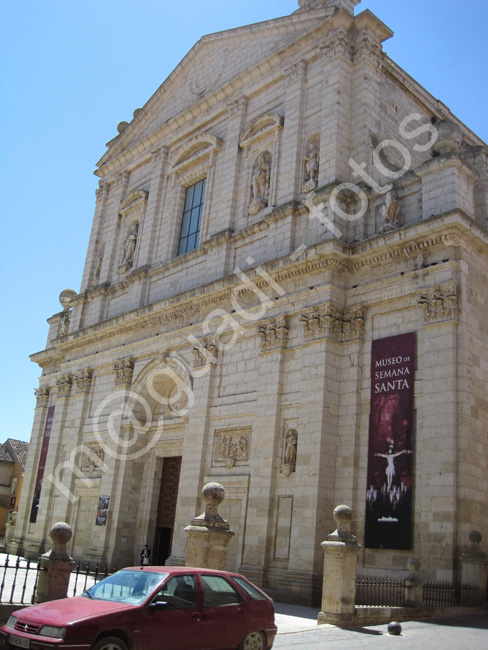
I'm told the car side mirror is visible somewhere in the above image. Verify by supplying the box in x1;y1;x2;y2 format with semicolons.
149;601;168;611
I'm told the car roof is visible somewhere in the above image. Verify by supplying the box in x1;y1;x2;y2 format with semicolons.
121;566;244;578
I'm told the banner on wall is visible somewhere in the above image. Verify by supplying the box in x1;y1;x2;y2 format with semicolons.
30;405;56;523
365;333;415;550
96;496;110;526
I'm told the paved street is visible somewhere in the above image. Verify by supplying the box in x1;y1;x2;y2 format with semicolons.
274;609;488;649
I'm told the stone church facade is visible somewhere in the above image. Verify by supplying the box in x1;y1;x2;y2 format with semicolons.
11;0;487;605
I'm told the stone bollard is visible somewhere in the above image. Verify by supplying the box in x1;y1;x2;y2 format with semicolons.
404;556;424;607
460;531;488;606
35;522;76;603
4;512;17;546
184;483;235;570
318;505;361;626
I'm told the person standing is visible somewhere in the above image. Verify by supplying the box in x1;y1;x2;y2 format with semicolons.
140;544;151;566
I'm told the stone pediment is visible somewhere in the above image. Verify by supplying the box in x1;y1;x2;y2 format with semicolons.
96;10;336;171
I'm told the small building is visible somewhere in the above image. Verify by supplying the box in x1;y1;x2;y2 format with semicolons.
0;440;29;536
11;0;488;605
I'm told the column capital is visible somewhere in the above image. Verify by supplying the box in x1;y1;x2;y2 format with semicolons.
258;315;289;353
226;96;248;117
418;281;459;324
73;368;93;394
283;59;307;84
34;387;50;409
114;358;135;386
56;375;73;399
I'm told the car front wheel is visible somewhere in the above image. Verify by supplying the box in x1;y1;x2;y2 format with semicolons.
92;636;129;650
239;630;266;650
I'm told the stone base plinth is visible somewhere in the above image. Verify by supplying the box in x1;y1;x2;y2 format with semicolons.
34;557;76;603
185;525;235;571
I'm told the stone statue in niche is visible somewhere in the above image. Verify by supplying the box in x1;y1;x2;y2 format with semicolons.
248;153;271;216
281;429;298;477
119;222;139;274
379;189;400;233
302;142;319;193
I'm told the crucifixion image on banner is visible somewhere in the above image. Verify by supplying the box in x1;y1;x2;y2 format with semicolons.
365;332;415;550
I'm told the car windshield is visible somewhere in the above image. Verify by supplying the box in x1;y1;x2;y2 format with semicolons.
83;569;167;605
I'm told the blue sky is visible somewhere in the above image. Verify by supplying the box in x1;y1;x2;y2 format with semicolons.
0;0;486;443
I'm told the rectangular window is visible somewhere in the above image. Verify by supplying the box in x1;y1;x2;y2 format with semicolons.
178;178;206;256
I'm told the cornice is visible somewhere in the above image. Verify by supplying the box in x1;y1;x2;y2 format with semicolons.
31;212;484;368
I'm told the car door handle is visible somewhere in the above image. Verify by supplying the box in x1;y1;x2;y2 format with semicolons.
236;607;245;614
191;612;201;620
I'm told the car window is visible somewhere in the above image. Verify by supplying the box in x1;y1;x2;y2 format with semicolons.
201;575;242;607
232;576;267;601
153;575;197;609
85;570;166;604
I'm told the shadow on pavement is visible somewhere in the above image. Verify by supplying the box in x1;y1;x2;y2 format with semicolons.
347;627;383;635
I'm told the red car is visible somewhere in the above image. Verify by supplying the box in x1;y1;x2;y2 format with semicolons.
0;566;277;650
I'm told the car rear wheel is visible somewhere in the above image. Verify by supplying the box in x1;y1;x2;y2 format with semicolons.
92;636;128;650
239;630;266;650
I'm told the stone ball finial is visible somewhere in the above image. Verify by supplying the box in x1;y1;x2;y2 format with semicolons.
48;522;73;561
433;120;463;154
202;482;225;519
117;121;129;134
59;289;77;311
333;504;352;534
50;522;73;545
469;530;482;546
133;108;142;119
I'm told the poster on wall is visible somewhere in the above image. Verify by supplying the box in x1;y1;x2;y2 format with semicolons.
96;496;110;526
30;405;55;523
365;332;415;550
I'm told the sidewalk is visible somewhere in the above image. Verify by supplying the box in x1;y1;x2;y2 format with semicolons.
273;605;488;649
274;602;322;634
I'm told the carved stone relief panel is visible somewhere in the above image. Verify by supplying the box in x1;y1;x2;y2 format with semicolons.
213;427;252;469
80;444;106;475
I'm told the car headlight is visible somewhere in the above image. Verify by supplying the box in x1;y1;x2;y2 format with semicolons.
6;616;17;629
39;626;66;639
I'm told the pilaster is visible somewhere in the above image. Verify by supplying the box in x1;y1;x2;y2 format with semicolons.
11;388;53;554
416;280;460;578
279;60;307;205
80;181;110;293
222;97;248;233
138;147;170;269
318;26;355;186
101;171;130;285
35;379;74;548
167;342;219;565
240;317;289;582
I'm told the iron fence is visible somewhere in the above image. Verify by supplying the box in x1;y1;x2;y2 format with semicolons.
423;581;476;608
356;576;405;607
0;554;115;605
